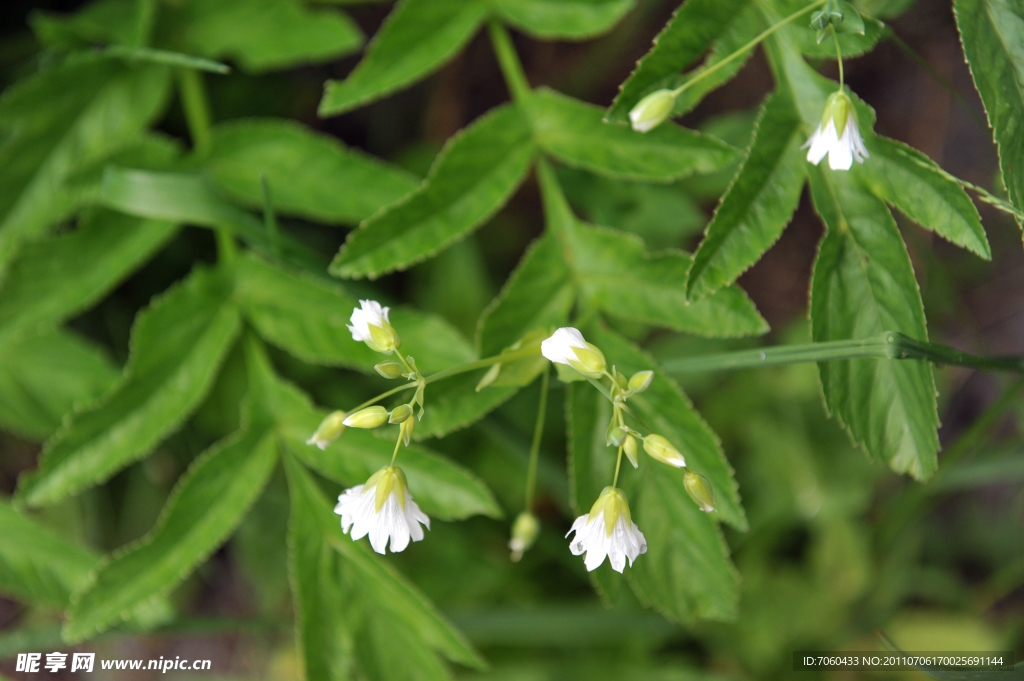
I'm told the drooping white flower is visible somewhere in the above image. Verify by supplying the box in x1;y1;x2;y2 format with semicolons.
566;487;647;573
347;299;400;354
541;327;607;378
804;90;869;171
335;466;429;554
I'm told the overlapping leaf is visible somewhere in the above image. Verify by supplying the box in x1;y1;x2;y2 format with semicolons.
491;0;634;40
15;267;241;507
330;104;536;279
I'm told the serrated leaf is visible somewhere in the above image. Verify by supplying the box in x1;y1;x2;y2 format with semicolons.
807;168;940;480
0;329;119;441
283;454;486;670
63;427;277;642
319;0;488;116
777;0;883;58
159;0;363;73
628;469;739;622
491;0;634;40
243;338;502;521
330;104;536;279
589;327;746;531
205;118;419;225
687;90;807;301
0;498;98;609
476;232;574;358
0;210;178;346
0;56;171;270
606;0;751;123
417;374;519;440
234;253;475;375
15;267;242;508
31;0;144;48
855;135;990;259
527;88;736;182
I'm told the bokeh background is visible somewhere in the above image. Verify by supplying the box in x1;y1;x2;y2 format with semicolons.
0;0;1022;678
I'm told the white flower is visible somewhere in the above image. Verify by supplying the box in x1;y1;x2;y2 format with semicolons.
804;90;869;171
335;466;429;554
347;299;400;353
541;327;606;378
566;487;647;573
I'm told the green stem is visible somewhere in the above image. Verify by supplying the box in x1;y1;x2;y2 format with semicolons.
524;366;550;510
423;347;540;384
390;435;402;467
661;332;1024;375
394;348;417;377
584;376;653;434
488;22;531;102
831;25;844;88
611;446;624;488
669;0;828;98
176;68;212;155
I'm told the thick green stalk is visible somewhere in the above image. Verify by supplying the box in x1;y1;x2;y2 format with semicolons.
488;22;531;103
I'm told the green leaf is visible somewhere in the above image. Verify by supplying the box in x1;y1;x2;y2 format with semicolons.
15;267;242;507
590;327;747;531
476;232;574;358
491;0;634;40
807;168;940;480
330;104;536;279
0;498;98;609
606;0;751;123
855;135;991;259
205;118;419;225
526;88;736;182
687;90;807;301
628;468;739;622
64;426;278;642
0;56;171;270
417;375;519;440
31;0;146;48
283;453;486;670
160;0;363;73
243;338;502;521
319;0;489;116
234;253;475;375
777;0;883;59
0;210;179;346
0;329;119;441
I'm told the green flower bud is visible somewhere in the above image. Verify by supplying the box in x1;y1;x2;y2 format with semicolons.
823;90;853;137
306;410;347;450
568;343;607;379
343;405;388;429
607;424;627;447
475;363;501;392
589;487;632;537
509;511;540;562
365;466;408;512
389;404;413;424
623;435;638;468
628;370;654;393
629;89;676;133
399;415;416;446
684;470;716;513
375;361;403;379
643;434;686;468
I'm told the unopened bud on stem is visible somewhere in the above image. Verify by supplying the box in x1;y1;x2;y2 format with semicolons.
684;470;716;513
509;511;540;562
629;89;676;133
375;361;403;379
306;410;347;450
343;406;389;429
628;370;654;393
643;434;686;468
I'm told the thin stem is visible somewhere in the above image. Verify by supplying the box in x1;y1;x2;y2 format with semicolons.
524;366;550;510
394;348;417;377
669;0;828;98
348;384;417;415
423;347;540;384
488;22;530;103
611;446;624;488
661;332;1024;375
176;68;212;155
584;377;653;434
831;25;844;88
390;435;402;467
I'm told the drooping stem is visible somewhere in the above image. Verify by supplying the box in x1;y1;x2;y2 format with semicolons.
488;21;531;103
390;435;402;467
831;25;844;88
669;0;828;99
524;366;550;510
611;446;624;488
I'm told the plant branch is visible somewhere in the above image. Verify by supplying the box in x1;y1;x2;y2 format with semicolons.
524;366;549;510
488;22;531;103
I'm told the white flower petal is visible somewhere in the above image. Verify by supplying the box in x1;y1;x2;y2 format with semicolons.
348;299;389;343
334;479;429;554
567;512;646;573
541;327;589;365
806;121;836;166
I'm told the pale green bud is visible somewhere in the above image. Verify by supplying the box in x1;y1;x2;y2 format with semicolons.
399;415;416;447
643;434;686;468
822;90;853;137
684;470;716;513
365;466;408;512
343;406;388;429
589;487;632;537
568;343;606;379
306;410;347;450
629;89;676;133
628;370;654;393
366;321;400;354
389;404;413;424
607;424;627;448
375;361;403;379
509;511;540;562
623;435;638;468
475;363;501;392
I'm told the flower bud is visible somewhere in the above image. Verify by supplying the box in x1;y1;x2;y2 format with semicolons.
509;511;540;562
568;344;606;379
475;364;501;392
375;361;403;379
348;300;401;354
684;470;716;513
306;410;347;450
389;404;413;424
629;89;676;133
628;370;654;393
642;434;686;468
399;415;416;446
343;406;388;429
607;424;627;447
623;435;638;468
613;368;628;389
